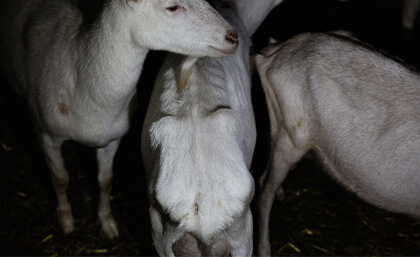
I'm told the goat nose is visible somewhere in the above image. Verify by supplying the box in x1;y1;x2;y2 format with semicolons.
225;29;239;45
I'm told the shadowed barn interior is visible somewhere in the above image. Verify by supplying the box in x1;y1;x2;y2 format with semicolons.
0;0;419;255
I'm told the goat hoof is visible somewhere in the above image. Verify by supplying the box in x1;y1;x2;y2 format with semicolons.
100;217;119;240
58;212;75;235
57;210;74;235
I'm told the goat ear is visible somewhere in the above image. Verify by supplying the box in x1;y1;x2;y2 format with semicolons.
177;56;198;95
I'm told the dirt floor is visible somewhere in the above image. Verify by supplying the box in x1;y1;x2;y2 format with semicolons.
1;0;420;256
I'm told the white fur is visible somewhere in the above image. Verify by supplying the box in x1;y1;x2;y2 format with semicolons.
255;32;420;256
141;0;283;255
0;0;238;239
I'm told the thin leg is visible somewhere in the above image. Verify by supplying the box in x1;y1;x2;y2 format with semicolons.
257;132;306;256
150;205;183;257
228;208;253;256
150;206;166;256
96;139;120;239
39;133;74;234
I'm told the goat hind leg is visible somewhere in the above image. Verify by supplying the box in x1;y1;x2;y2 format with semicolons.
257;132;306;256
96;139;120;239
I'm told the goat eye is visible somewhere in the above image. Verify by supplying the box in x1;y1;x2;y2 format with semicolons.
167;5;180;11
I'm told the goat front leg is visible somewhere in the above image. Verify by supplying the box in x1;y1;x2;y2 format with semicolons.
227;208;253;256
150;205;184;257
96;139;120;239
39;133;74;235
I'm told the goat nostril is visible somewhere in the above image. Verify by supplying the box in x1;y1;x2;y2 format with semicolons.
225;30;239;45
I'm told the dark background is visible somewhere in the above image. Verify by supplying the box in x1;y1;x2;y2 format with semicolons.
0;0;419;255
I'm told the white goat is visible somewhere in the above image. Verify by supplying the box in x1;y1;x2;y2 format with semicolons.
255;31;420;256
141;0;283;255
0;0;239;239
